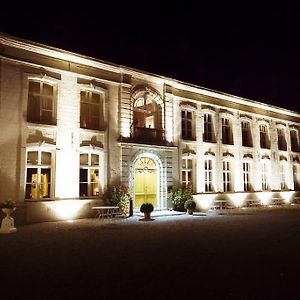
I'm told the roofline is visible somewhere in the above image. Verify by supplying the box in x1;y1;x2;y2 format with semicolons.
0;32;299;118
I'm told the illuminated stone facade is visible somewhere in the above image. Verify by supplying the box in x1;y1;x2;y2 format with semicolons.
0;33;300;223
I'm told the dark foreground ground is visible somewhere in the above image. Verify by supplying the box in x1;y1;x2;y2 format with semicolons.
1;206;300;299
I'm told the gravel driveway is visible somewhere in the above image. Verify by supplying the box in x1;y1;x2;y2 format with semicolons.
1;206;300;299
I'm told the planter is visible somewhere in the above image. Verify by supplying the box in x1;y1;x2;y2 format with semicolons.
144;212;151;220
187;208;194;215
0;208;17;234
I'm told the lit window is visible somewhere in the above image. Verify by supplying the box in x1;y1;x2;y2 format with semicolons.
80;91;104;130
290;129;299;152
222;161;232;192
261;162;269;191
133;96;158;129
222;118;233;145
241;121;252;147
204;159;213;192
25;149;52;199
203;113;214;142
181;110;193;140
80;153;100;197
243;162;251;192
27;81;56;124
259;125;269;149
182;158;193;189
277;128;287;151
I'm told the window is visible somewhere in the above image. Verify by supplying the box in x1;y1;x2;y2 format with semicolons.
222;118;233;145
293;164;300;190
222;161;232;192
182;158;193;189
261;162;269;191
280;163;287;190
290;129;299;152
80;153;101;196
80;90;104;130
133;96;158;129
243;162;251;192
241;121;252;147
25;149;52;199
204;159;213;192
203;113;214;142
259;124;269;149
27;81;56;124
277;128;287;151
181;110;193;140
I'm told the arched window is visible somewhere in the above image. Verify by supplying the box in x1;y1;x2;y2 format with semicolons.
133;95;158;129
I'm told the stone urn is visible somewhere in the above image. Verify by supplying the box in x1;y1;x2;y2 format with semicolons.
0;208;17;234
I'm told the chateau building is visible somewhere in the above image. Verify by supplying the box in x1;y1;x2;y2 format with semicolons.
0;33;299;223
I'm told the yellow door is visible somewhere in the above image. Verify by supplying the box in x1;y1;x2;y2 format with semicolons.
134;157;157;209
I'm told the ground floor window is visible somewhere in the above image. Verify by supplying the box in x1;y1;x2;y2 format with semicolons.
223;160;232;192
182;158;193;190
293;164;300;190
79;152;100;197
204;158;214;192
243;162;251;191
25;149;52;199
280;163;287;190
261;162;270;191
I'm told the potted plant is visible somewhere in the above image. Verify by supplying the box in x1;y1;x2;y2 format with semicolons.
140;203;154;220
184;199;196;215
0;199;17;234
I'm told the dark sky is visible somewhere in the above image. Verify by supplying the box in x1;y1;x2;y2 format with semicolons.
1;3;300;112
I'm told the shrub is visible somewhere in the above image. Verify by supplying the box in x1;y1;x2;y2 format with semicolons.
184;199;196;210
105;185;131;206
140;203;154;213
169;188;193;212
0;199;16;209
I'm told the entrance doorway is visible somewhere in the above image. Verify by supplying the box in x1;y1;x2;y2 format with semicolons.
134;157;157;209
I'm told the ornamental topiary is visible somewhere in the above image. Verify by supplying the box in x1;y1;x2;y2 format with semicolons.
140;203;154;213
184;199;196;210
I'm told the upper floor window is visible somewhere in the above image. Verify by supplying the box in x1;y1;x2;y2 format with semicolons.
79;152;101;197
182;158;193;190
80;90;104;130
27;81;56;125
204;158;214;192
25;148;53;199
222;161;232;192
133;96;159;129
222;118;233;145
259;124;270;149
290;129;299;152
203;113;214;142
181;110;193;140
241;121;252;147
277;128;287;151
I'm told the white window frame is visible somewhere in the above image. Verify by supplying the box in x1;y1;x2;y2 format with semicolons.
204;158;214;192
79;147;104;197
243;161;252;192
222;160;232;192
25;143;55;200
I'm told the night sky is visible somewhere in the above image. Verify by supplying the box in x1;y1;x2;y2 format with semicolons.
1;3;300;112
